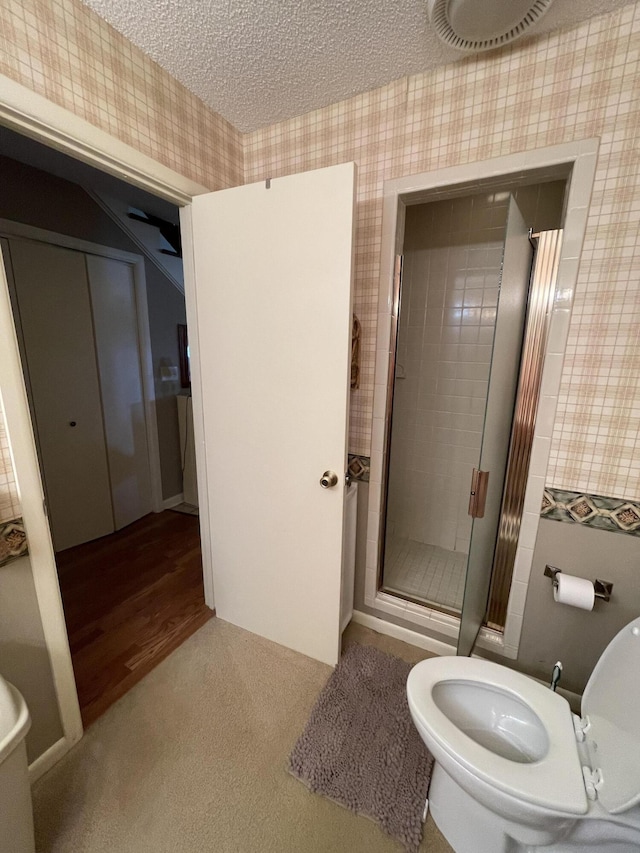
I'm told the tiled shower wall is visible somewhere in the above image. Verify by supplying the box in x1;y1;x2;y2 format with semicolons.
387;193;508;554
1;0;640;501
387;181;567;554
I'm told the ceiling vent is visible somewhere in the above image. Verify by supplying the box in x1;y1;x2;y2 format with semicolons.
427;0;555;53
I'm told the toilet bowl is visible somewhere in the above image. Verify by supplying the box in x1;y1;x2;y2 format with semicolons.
406;616;640;853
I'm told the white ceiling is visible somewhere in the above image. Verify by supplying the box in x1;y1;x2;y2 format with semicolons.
80;0;631;133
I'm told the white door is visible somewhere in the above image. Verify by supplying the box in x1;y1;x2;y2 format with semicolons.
87;255;153;529
187;162;355;665
6;238;115;551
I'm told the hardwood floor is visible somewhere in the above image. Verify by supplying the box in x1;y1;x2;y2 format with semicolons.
56;511;212;727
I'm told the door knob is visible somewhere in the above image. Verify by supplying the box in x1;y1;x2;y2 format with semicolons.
319;470;338;489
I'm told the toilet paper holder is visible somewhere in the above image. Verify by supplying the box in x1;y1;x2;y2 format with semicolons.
544;565;613;602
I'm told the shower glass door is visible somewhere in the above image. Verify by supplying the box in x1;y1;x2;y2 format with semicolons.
456;198;533;654
380;192;533;645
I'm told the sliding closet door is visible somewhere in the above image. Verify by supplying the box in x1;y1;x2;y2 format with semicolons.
87;256;152;529
7;239;114;551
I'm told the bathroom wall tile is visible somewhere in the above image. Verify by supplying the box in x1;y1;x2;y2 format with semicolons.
535;396;558;439
529;437;552;479
369;451;383;485
365;538;378;570
503;614;524;650
565;169;595;215
376;312;392;351
547;310;571;355
367;511;380;544
367;481;382;517
374;348;391;389
541;354;565;400
373;385;388;419
377;192;506;554
454;536;469;554
364;566;378;602
371;417;386;454
523;476;546;515
560;206;589;259
519;512;541;551
513;546;535;584
507;581;528;617
541;487;640;537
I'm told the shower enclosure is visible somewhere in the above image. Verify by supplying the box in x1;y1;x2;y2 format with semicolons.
379;183;564;652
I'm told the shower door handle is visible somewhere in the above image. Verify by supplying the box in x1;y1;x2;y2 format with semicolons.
468;468;489;518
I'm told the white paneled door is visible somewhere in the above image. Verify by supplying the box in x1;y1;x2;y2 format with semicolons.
188;163;355;666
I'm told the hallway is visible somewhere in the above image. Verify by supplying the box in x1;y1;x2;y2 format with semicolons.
56;510;211;726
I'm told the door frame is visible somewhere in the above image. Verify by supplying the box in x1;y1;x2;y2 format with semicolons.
0;73;213;780
365;139;599;660
1;220;164;519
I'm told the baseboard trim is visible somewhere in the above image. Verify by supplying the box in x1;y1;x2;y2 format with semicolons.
162;493;184;510
351;610;583;711
351;610;457;656
28;735;72;783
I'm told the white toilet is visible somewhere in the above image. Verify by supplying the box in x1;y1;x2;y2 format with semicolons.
407;616;640;852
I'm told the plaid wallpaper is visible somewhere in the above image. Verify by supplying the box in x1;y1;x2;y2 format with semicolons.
0;0;243;190
1;0;639;502
245;4;640;501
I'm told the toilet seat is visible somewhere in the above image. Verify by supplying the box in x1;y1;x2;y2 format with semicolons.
579;618;640;814
407;657;589;816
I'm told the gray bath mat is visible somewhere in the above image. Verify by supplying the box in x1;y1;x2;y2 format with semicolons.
289;643;434;852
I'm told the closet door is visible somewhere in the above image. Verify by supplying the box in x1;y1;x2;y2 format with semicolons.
8;239;114;551
87;256;152;529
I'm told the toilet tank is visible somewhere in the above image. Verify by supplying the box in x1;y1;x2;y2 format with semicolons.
340;482;358;632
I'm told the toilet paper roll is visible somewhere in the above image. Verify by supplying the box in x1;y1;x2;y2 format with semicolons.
553;573;595;611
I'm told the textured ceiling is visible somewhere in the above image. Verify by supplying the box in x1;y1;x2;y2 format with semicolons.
80;0;632;132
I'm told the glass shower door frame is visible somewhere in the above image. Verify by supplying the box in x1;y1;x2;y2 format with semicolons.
376;203;564;651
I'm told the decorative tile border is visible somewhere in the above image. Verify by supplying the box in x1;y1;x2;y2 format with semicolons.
542;488;640;537
0;518;28;567
347;454;370;483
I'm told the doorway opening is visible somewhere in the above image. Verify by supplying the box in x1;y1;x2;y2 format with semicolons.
378;177;567;651
0;126;211;726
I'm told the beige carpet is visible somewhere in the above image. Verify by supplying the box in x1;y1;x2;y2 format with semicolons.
33;619;453;853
